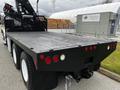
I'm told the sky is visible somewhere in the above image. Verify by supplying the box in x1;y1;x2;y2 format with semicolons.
0;0;120;16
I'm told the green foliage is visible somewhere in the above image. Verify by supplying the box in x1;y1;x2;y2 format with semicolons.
101;43;120;75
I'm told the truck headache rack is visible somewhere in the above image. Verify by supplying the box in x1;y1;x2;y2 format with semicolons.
3;0;47;32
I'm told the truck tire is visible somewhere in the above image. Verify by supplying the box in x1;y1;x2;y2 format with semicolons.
12;44;21;69
20;52;36;90
20;52;58;90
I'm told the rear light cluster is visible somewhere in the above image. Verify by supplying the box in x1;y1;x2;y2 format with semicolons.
84;45;97;52
107;43;116;50
40;54;66;64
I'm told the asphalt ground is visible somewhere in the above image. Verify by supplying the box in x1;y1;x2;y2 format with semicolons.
0;29;120;90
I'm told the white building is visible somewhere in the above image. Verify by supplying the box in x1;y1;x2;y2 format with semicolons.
50;3;120;23
50;3;120;36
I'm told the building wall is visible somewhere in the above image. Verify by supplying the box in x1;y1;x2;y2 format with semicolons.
76;12;117;37
48;19;75;29
47;18;76;34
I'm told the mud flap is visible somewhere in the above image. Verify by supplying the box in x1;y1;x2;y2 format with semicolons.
33;72;58;90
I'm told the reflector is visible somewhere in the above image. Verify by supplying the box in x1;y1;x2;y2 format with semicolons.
45;57;51;64
40;54;45;61
93;46;96;50
90;46;93;51
53;55;59;63
85;47;88;52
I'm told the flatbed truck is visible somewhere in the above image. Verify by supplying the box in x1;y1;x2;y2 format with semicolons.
1;0;117;90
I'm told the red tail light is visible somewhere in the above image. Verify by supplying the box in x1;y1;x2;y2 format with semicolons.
93;46;96;50
40;54;45;61
113;44;116;48
84;45;96;52
53;55;59;63
85;47;89;52
111;44;116;49
45;57;52;64
108;43;116;50
40;53;65;64
90;46;93;51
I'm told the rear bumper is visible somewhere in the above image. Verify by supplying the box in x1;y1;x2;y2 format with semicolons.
36;41;117;72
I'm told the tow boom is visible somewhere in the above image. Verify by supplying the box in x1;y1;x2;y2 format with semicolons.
3;0;47;32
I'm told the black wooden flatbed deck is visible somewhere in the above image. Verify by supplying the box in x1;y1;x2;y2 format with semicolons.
7;31;115;53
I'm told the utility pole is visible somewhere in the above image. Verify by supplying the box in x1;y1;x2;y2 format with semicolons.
51;0;56;13
36;0;39;14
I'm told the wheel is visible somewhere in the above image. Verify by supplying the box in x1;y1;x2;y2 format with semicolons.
20;52;58;90
12;44;21;69
20;52;36;90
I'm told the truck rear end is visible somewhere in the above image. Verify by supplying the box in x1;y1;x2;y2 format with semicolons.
37;41;117;72
30;34;116;77
6;31;117;90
